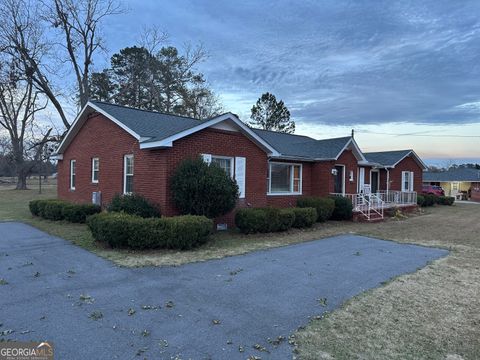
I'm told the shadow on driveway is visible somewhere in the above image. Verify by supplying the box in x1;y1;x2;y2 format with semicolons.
0;222;448;359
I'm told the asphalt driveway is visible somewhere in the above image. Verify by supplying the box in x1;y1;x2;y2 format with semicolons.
0;222;447;359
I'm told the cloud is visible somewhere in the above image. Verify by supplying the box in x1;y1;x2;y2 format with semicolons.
106;0;480;129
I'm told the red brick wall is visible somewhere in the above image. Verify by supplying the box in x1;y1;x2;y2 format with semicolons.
58;113;139;204
388;156;423;192
376;156;423;192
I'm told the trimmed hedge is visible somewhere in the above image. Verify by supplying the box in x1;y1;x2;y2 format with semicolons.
292;207;317;228
422;194;437;207
63;203;102;223
297;197;335;222
29;199;101;222
235;207;307;234
417;195;425;207
437;196;455;206
330;196;353;220
86;213;213;250
107;193;161;218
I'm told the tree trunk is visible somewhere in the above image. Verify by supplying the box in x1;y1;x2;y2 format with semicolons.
15;170;28;190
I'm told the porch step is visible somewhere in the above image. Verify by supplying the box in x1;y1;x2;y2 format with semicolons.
354;212;384;222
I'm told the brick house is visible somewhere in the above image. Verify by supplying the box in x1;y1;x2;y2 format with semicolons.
54;101;426;224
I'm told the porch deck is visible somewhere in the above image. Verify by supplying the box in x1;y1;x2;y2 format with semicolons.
331;191;418;221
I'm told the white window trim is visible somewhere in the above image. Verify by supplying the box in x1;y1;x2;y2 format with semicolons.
70;159;76;190
401;171;414;192
211;155;235;178
91;157;99;184
123;154;134;195
267;162;302;196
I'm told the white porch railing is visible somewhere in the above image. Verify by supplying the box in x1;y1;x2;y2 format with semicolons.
330;191;417;220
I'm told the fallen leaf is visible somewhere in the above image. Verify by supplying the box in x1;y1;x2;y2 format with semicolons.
317;297;328;307
141;329;150;337
165;301;175;308
212;319;221;325
89;311;103;320
128;308;136;316
0;279;8;285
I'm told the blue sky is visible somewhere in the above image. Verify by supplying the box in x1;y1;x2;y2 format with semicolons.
96;0;480;165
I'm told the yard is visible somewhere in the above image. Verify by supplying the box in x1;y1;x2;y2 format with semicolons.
0;182;479;359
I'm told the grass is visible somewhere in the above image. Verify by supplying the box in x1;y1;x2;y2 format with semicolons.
2;183;479;358
294;204;480;360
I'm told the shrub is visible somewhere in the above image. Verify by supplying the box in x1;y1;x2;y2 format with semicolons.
87;212;137;248
297;197;335;222
422;194;437;207
278;209;295;231
107;193;160;218
29;200;42;216
170;157;239;218
417;195;425;207
235;207;295;234
87;212;213;250
62;203;101;223
292;207;317;228
158;215;213;250
234;208;267;234
437;196;455;206
29;199;59;217
330;196;353;220
42;200;68;221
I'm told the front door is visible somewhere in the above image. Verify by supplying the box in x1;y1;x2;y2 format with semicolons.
334;165;344;194
371;171;379;193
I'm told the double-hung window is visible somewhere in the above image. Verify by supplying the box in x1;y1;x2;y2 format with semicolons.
91;158;99;183
268;162;302;194
211;156;234;178
123;155;134;194
70;160;76;190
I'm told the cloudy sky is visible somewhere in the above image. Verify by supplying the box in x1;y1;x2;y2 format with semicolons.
98;0;480;165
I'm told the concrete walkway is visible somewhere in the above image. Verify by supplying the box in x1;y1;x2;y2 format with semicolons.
0;222;448;359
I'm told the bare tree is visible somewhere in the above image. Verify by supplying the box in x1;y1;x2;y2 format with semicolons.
0;57;50;189
0;0;121;130
45;0;123;108
0;0;71;129
139;25;168;54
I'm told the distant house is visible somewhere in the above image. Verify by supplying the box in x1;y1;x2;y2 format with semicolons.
423;168;480;201
53;101;426;223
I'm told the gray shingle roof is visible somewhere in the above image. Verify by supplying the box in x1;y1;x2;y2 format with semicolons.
252;129;352;159
91;101;353;160
423;168;480;182
91;100;203;142
364;150;413;167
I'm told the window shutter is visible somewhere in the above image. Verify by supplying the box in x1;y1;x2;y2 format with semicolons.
201;153;212;164
235;157;246;198
410;171;414;191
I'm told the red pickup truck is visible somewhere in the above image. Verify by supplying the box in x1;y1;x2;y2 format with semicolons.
422;185;445;196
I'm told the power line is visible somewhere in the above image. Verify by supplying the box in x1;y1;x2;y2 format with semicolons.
356;130;480;138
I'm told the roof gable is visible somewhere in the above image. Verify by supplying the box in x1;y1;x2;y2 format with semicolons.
365;150;426;169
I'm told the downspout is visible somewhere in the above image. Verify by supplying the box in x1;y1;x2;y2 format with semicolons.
386;168;390;196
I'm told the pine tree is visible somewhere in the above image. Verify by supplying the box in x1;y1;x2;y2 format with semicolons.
249;92;295;133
